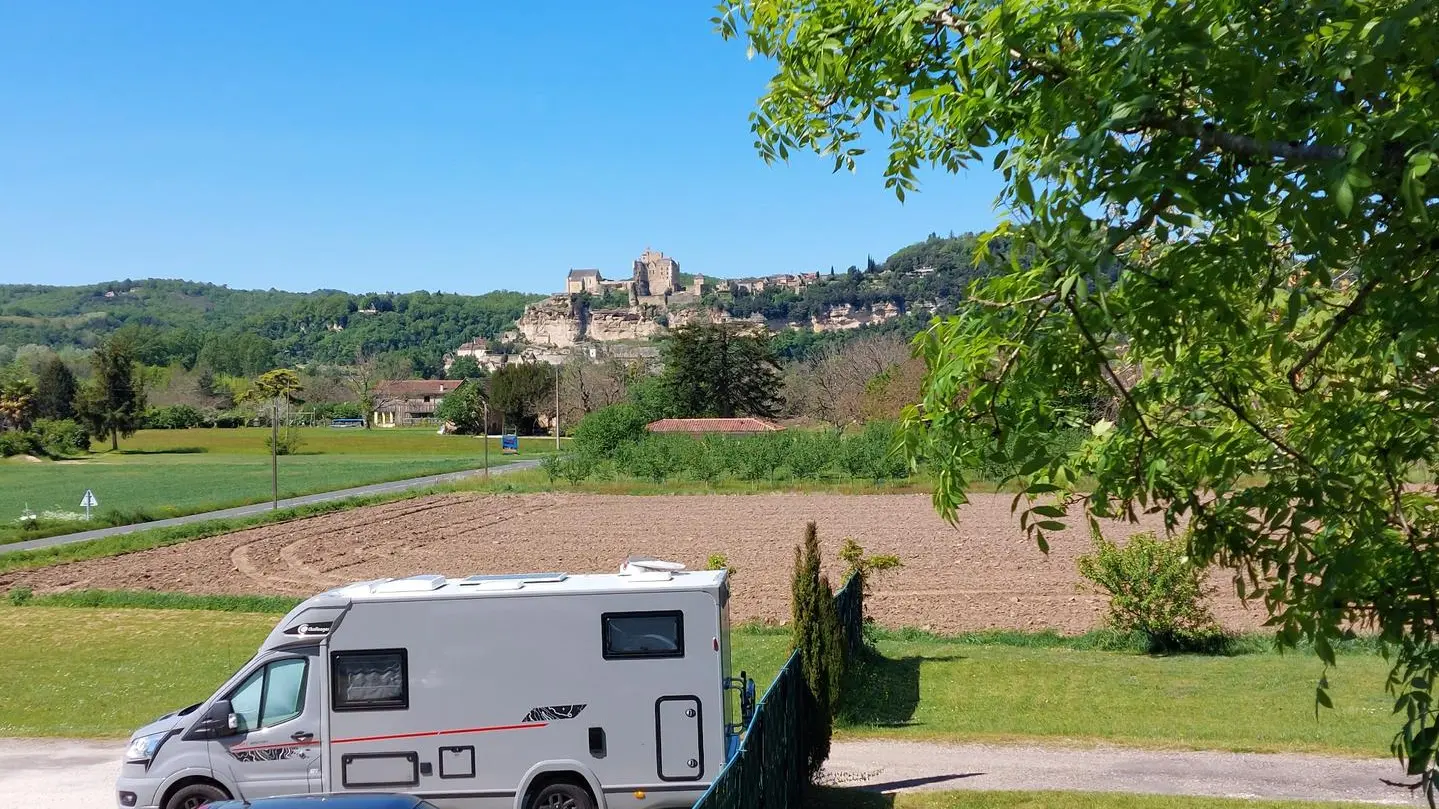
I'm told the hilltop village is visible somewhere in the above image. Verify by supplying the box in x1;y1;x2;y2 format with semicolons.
445;247;925;372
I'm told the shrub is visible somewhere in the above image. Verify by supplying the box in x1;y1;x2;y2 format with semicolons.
838;537;902;593
625;435;683;483
573;403;648;459
705;553;736;577
142;404;206;430
560;453;594;485
791;521;846;781
8;586;33;606
0;430;41;457
540;454;563;484
265;430;304;456
787;430;835;480
1078;531;1226;653
31;418;90;456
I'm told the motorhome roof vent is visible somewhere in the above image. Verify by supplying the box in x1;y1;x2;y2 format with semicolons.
619;556;685;581
371;574;448;594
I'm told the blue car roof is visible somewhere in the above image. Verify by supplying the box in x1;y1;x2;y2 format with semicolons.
206;796;425;809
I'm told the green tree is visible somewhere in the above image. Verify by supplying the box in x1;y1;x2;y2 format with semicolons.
0;376;36;432
660;323;781;418
446;355;485;380
34;357;78;421
435;382;488;435
722;0;1439;789
75;337;146;451
791;521;845;781
489;363;554;433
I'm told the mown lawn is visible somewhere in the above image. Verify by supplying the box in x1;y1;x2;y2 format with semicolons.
0;428;554;543
0;606;1396;758
807;789;1367;809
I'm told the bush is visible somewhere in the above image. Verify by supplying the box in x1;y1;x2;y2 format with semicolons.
787;430;835;480
264;430;304;456
312;401;363;421
8;586;33;606
573;403;648;459
540;454;563;484
0;430;41;457
838;537;902;593
625;435;684;483
840;421;909;481
1078;531;1226;653
560;453;594;485
142;404;205;429
705;552;736;577
31;418;90;456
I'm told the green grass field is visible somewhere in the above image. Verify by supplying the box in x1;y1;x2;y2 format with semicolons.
808;789;1365;809
0;428;555;544
0;606;1396;757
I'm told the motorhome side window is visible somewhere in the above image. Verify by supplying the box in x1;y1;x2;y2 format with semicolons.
602;611;684;659
331;649;408;711
228;658;308;733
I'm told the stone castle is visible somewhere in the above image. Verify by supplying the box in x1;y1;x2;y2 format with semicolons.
443;247;919;372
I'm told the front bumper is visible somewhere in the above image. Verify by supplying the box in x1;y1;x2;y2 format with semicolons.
115;768;163;809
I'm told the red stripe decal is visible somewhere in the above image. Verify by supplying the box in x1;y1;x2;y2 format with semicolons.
333;722;547;745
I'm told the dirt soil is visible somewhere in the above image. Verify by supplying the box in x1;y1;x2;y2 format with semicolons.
0;492;1267;634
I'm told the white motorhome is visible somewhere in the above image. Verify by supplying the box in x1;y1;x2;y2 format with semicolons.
116;559;755;809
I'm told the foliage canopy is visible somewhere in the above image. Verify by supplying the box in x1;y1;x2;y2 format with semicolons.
721;0;1439;792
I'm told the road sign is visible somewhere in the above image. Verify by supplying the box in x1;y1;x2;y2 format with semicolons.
501;434;519;454
80;489;97;520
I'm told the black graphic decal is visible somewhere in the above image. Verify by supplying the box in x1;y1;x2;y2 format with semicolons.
230;744;311;763
523;704;587;722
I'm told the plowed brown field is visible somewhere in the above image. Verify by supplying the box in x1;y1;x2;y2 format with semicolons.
0;492;1266;634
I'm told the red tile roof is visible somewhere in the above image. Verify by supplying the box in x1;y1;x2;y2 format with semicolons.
372;379;465;398
645;418;782;434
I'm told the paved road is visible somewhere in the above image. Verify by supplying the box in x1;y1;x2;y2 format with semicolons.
0;459;541;556
0;738;1422;808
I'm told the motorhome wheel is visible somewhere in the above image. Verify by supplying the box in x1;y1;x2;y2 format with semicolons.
164;782;227;809
530;782;595;809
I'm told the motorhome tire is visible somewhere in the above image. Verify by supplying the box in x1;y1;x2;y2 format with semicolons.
529;781;595;809
164;782;228;809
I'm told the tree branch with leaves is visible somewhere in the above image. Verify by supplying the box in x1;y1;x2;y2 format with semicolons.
721;0;1439;797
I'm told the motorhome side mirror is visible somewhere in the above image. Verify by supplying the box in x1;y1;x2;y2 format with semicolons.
193;700;238;739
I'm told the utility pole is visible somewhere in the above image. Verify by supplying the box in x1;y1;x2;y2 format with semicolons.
271;398;280;510
482;398;490;480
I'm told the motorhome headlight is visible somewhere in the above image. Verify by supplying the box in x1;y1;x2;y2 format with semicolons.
125;732;166;764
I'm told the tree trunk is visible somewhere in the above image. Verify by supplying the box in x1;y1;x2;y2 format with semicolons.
111;428;118;451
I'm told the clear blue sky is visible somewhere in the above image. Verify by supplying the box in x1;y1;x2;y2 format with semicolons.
0;2;1003;296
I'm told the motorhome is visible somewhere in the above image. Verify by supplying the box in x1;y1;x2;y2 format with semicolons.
116;559;755;809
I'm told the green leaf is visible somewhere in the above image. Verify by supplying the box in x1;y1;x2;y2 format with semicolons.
1334;178;1354;217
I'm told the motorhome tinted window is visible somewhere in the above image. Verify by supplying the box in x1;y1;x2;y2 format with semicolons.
602;611;684;659
229;668;265;732
332;649;408;711
227;658;308;732
261;658;307;726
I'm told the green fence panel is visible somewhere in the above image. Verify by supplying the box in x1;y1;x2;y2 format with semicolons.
833;574;864;659
695;576;862;809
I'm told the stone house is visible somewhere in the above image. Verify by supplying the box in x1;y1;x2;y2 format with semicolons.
566;269;602;294
371;379;467;427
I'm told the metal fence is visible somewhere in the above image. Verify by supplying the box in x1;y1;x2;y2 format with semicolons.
694;575;864;809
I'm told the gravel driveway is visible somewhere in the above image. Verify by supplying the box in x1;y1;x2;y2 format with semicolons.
1;737;1422;808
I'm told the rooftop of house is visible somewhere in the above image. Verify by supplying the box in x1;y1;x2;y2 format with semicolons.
456;337;489;351
372;379;465;398
645;417;783;434
568;268;601;279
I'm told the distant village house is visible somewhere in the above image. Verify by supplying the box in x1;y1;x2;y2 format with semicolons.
371;379;466;427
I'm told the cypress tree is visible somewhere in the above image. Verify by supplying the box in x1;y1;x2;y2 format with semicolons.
34;358;78;420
